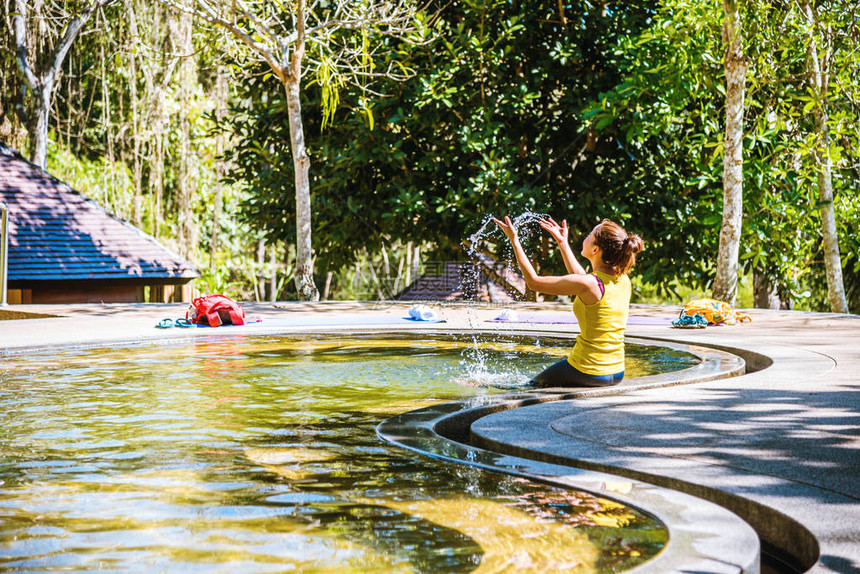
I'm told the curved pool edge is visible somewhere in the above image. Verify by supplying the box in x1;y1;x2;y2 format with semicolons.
377;396;761;574
464;336;837;574
377;336;761;574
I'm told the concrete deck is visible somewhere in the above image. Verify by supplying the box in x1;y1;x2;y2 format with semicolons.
1;301;858;573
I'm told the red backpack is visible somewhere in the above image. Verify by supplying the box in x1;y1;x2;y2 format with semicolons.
187;294;246;327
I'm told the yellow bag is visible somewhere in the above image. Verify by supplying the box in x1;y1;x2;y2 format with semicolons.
680;298;751;325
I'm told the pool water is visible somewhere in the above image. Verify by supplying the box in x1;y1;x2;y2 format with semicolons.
0;334;695;572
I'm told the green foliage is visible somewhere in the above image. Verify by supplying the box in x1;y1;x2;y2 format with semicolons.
738;0;860;310
580;0;725;298
584;0;859;310
46;145;135;216
632;273;755;309
223;0;857;308
3;0;858;308
227;0;656;274
0;0;272;300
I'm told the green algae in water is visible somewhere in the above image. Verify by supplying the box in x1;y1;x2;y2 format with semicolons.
0;334;683;572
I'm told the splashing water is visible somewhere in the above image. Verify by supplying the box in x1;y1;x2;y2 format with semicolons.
464;211;550;261
459;210;550;302
455;334;535;389
454;211;553;389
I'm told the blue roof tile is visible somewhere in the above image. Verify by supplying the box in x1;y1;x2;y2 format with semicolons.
0;142;199;284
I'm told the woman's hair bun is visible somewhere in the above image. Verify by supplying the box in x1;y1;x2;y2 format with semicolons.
592;220;643;275
625;233;644;255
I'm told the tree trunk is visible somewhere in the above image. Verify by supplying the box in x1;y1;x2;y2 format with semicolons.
323;271;333;301
11;0;94;169
712;0;748;305
405;241;413;286
101;36;116;208
411;244;421;284
381;244;391;298
256;239;265;302
147;3;176;241
283;76;319;301
176;10;196;260
753;268;781;309
802;2;849;314
278;0;319;301
394;251;405;294
209;176;222;262
364;248;384;300
150;129;164;238
269;244;277;301
812;110;849;313
209;67;229;264
283;243;294;294
30;87;52;169
126;0;143;226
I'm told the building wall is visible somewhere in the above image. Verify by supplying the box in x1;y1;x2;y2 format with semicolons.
149;283;195;303
30;285;140;304
6;289;31;305
7;283;195;304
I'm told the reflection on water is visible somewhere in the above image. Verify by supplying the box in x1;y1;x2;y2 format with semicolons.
0;334;680;572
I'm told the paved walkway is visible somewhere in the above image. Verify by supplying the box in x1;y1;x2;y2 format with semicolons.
1;301;858;573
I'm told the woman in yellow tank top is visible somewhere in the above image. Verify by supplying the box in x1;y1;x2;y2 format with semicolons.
493;216;644;388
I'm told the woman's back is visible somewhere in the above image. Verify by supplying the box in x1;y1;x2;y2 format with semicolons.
569;271;631;376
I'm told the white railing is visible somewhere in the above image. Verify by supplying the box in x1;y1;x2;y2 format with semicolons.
0;202;8;306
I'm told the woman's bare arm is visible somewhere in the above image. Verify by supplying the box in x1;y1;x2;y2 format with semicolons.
494;216;600;302
539;218;587;275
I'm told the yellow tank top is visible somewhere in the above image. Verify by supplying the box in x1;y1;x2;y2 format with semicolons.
568;271;630;376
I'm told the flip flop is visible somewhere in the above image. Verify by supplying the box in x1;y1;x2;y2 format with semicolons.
175;318;194;328
672;313;707;329
156;318;174;329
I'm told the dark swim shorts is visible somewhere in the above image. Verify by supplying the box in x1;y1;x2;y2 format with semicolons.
530;358;624;388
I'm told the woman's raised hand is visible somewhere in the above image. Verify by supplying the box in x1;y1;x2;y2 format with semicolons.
492;216;518;242
539;217;568;244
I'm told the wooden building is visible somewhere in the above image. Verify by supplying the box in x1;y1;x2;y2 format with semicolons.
0;142;198;304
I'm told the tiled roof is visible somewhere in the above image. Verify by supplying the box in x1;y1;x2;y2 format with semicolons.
470;250;529;300
0;142;198;283
396;260;524;302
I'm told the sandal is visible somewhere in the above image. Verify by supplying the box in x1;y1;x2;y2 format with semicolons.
156;318;174;329
175;318;194;328
672;313;708;329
